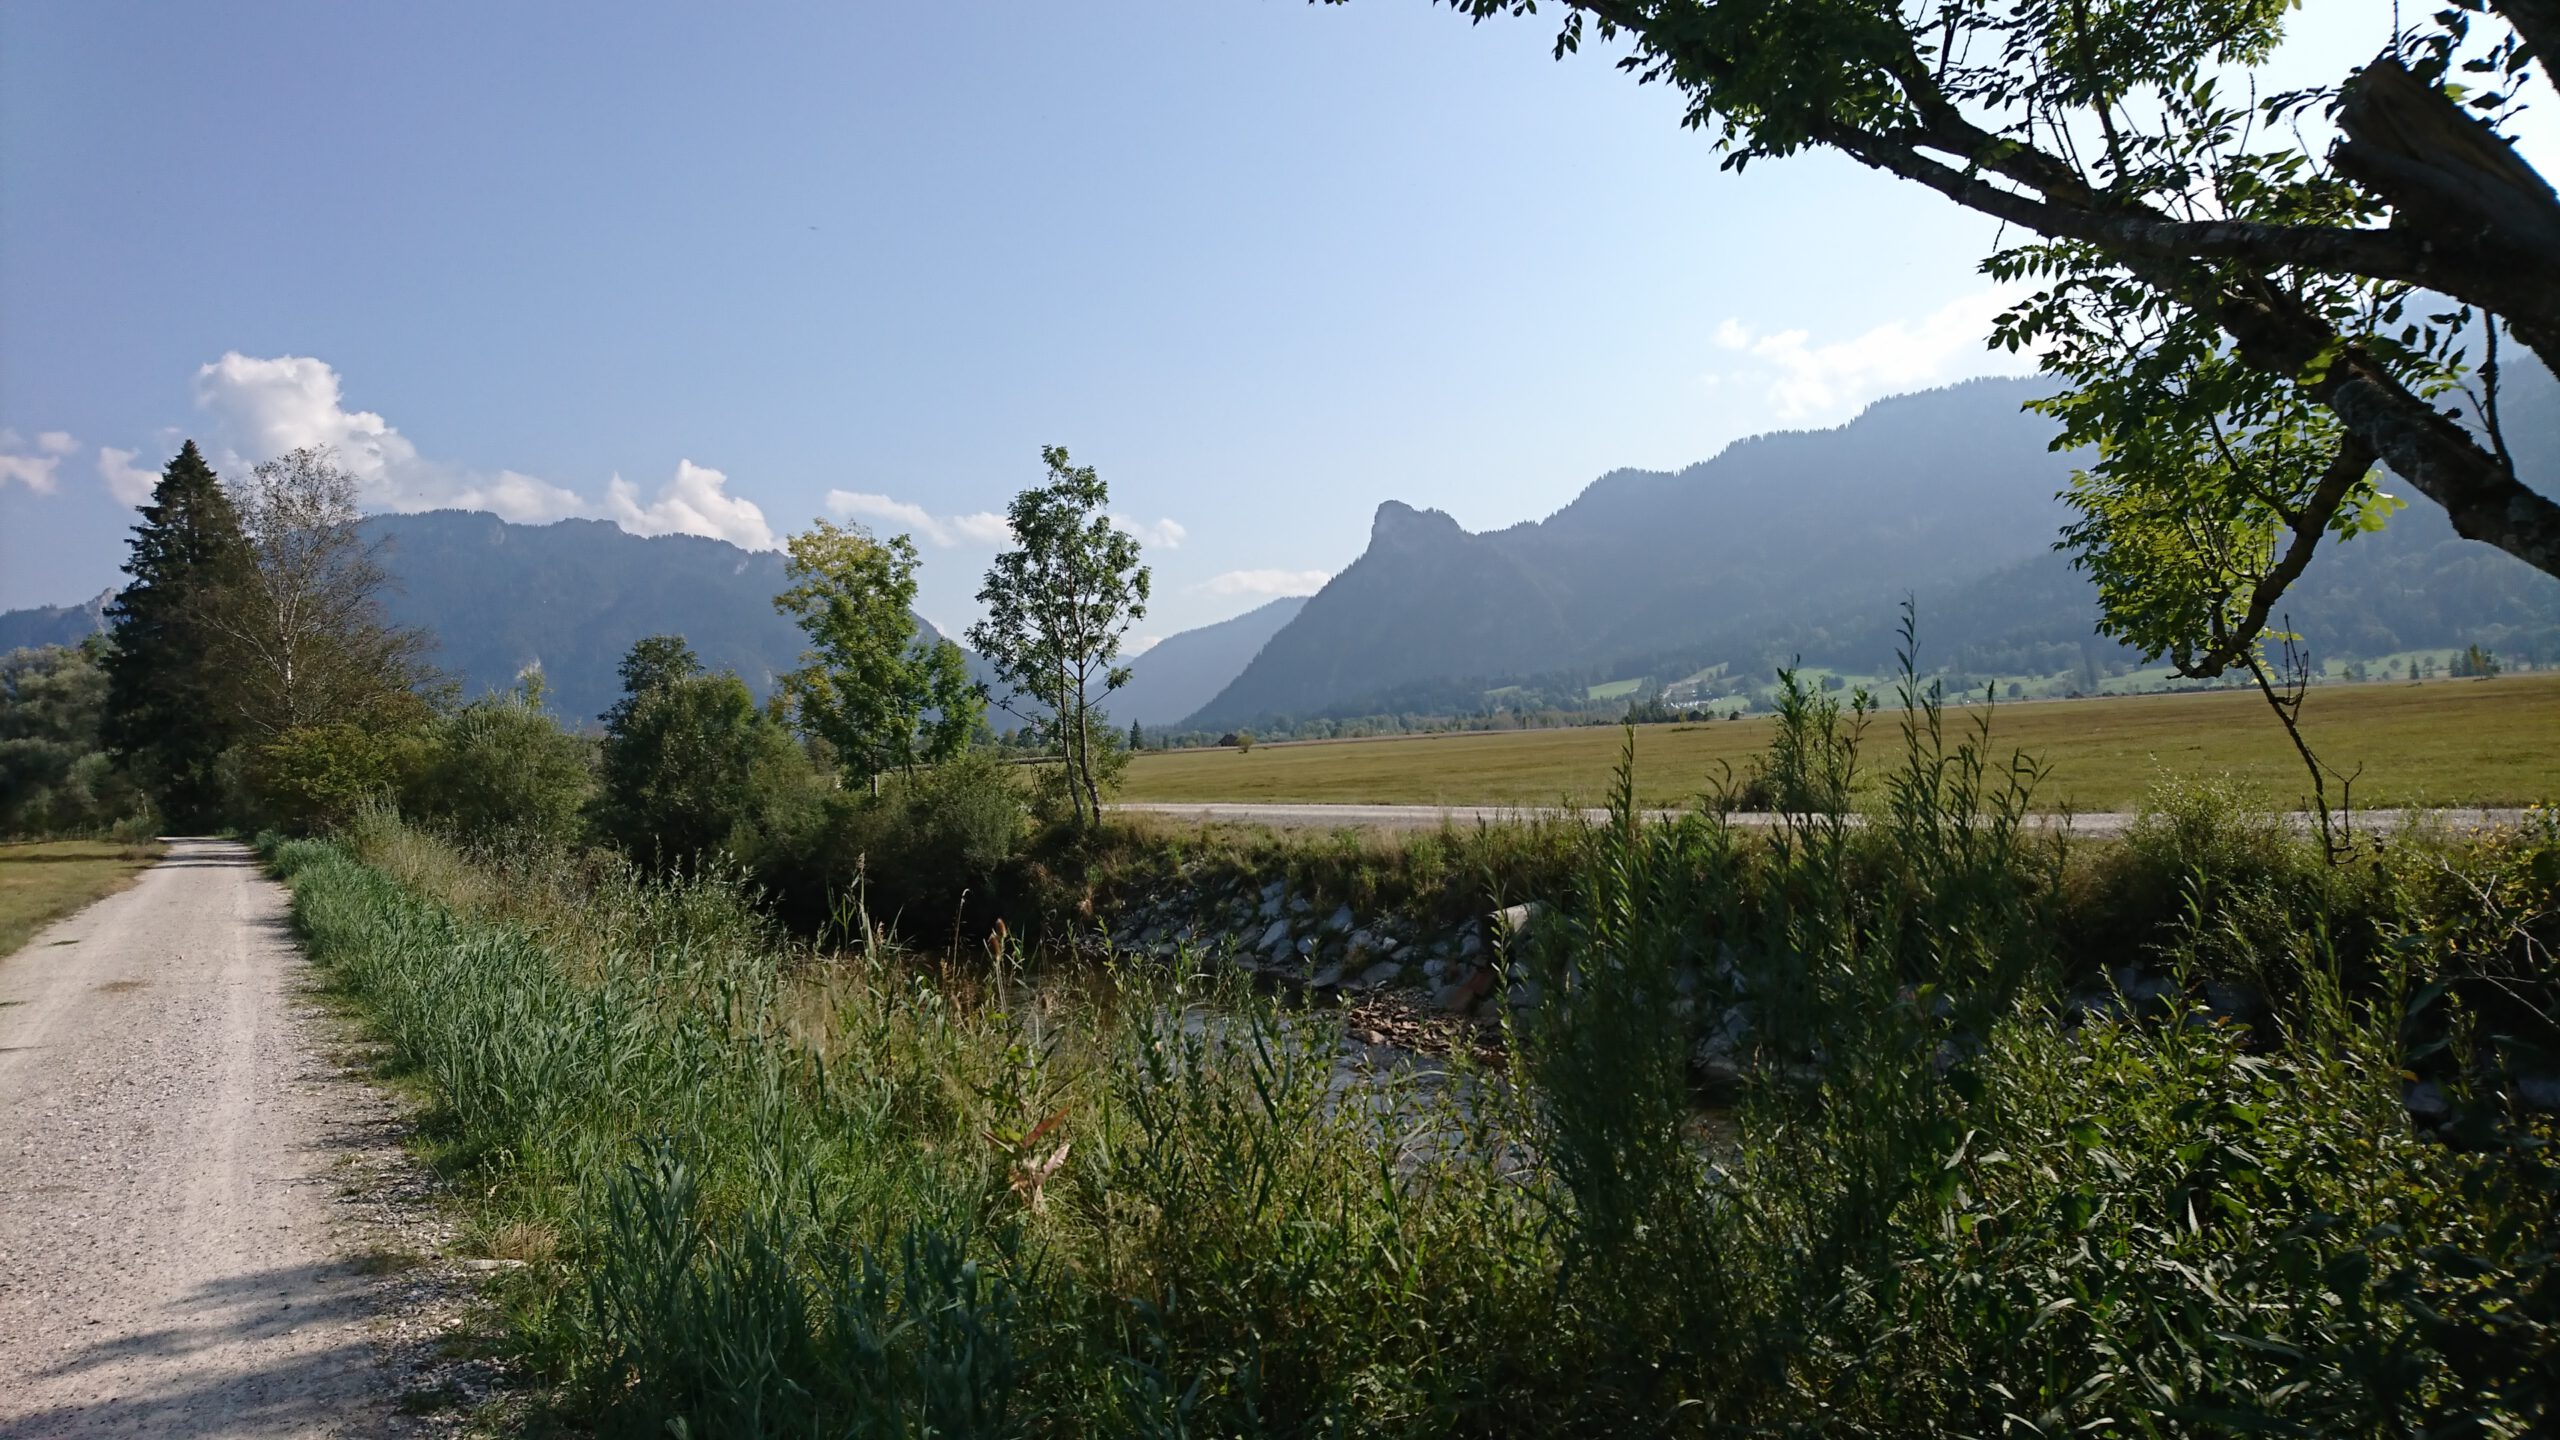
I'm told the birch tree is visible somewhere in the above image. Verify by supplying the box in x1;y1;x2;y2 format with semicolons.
968;446;1151;829
207;446;432;738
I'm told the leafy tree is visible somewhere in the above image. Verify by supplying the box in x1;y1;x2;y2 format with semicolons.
771;520;983;791
2452;643;2504;677
603;635;701;729
248;722;407;833
1409;0;2560;671
102;441;249;828
968;446;1152;828
595;638;817;868
1027;708;1132;826
409;678;597;845
205;446;434;739
1;640;151;836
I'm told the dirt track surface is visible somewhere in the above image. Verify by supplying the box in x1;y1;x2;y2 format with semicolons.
0;838;389;1438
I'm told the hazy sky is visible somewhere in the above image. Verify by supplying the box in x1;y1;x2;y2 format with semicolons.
2;1;2534;641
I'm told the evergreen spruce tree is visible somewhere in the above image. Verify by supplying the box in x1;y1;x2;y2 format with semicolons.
103;441;247;829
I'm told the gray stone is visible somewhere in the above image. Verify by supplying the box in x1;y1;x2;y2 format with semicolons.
1309;963;1347;991
1322;904;1355;934
1508;979;1542;1010
1458;930;1484;960
2519;1073;2560;1113
2113;965;2176;1007
1288;896;1314;918
1257;919;1292;954
2201;980;2266;1024
1488;901;1545;942
1421;956;1451;982
1702;1006;1750;1057
1358;960;1405;990
2404;1080;2452;1123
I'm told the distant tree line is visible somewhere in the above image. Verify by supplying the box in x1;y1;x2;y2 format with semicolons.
0;438;1162;936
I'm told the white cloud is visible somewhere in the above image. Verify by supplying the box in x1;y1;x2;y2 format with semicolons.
186;350;773;545
1710;289;2034;421
196;352;421;496
606;460;775;550
194;351;589;522
97;447;159;506
825;490;1015;548
0;451;61;494
0;429;65;492
949;511;1014;545
1126;633;1164;656
1199;568;1331;598
820;493;1183;554
1111;514;1186;550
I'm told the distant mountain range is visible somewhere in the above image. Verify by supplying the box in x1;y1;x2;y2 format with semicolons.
0;591;112;655
1185;371;2559;728
1191;379;2078;727
1112;596;1307;729
8;370;2551;733
0;509;1286;729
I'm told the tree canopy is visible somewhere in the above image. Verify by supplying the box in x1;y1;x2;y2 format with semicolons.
207;446;434;739
102;440;248;828
1391;0;2558;677
594;637;815;868
771;520;981;789
969;446;1151;828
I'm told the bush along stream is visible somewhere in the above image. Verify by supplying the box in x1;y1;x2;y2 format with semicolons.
270;666;2560;1436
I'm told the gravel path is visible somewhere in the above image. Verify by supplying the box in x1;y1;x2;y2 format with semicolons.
0;838;394;1438
1111;802;2532;835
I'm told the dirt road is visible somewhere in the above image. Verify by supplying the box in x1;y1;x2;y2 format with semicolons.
0;838;390;1438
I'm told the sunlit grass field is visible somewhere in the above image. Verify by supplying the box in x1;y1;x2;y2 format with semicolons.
1124;674;2560;812
0;840;164;958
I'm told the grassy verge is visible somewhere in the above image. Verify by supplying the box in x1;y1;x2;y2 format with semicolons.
273;702;2560;1438
0;839;165;957
1123;671;2560;811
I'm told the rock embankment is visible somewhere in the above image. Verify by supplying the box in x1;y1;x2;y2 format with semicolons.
1103;877;1531;1019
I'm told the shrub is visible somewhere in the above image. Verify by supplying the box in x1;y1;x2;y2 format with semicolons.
247;722;412;833
897;750;1026;880
791;753;1027;934
407;688;596;846
592;671;821;871
0;642;155;837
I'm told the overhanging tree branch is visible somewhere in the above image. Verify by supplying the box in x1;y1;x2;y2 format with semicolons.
2181;434;2380;678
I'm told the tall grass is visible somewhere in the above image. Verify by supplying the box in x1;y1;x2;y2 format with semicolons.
274;662;2558;1434
279;816;1560;1435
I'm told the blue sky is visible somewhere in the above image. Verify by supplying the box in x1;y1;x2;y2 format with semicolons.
1;1;2527;641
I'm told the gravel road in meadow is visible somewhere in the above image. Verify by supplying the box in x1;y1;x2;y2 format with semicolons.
0;838;408;1438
